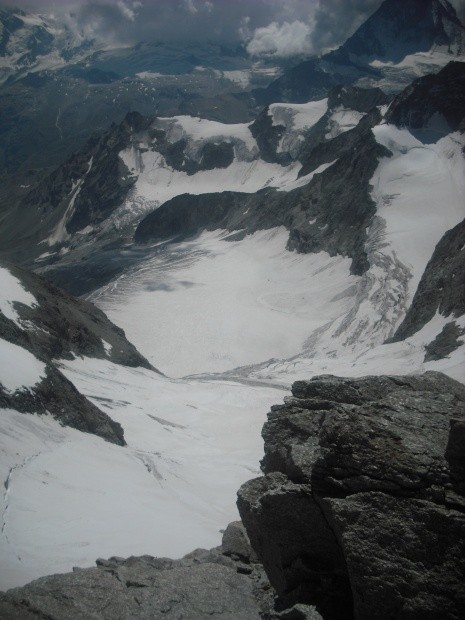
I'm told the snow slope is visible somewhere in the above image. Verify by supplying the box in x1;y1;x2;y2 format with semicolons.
92;119;465;384
0;339;45;393
2;108;465;594
0;267;37;326
111;100;344;230
0;363;284;590
89;228;358;377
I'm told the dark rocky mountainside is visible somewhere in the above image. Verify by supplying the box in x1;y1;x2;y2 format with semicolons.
392;217;465;343
1;263;152;369
0;112;152;266
1;372;463;619
0;262;153;444
238;372;465;619
339;0;465;62
135;107;389;277
385;60;465;133
255;0;465;105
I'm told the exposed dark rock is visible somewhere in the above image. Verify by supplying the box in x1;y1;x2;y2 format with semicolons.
250;86;389;167
0;262;153;370
298;107;384;178
147;127;236;175
339;0;465;63
326;85;389;114
2;373;464;618
136;113;391;276
238;372;465;619
391;218;465;341
18;111;152;242
221;521;258;564
424;321;465;361
0;363;125;446
249;106;290;165
386;61;465;135
272;604;323;620
252;58;360;108
0;534;273;619
255;0;465;107
0;262;155;444
199;141;235;170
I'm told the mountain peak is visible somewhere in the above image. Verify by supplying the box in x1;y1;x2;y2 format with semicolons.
339;0;465;63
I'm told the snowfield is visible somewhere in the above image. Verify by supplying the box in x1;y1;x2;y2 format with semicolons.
372;126;465;296
89;228;358;377
1;106;465;592
0;365;284;590
0;339;46;393
0;267;37;326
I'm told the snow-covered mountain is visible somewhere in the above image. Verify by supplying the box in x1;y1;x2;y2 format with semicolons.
257;0;465;104
0;262;284;589
0;8;96;85
0;0;464;600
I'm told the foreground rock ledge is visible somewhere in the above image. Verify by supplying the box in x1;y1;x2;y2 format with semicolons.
1;372;464;619
238;372;465;619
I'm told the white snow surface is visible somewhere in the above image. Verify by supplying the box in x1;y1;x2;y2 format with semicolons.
89;228;358;378
0;339;46;393
2;115;465;592
269;99;328;156
325;108;365;139
269;99;328;131
0;267;37;326
113;106;354;229
372;127;465;297
119;115;304;216
0;364;284;590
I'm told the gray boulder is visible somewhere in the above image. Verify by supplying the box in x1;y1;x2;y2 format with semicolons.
238;372;465;619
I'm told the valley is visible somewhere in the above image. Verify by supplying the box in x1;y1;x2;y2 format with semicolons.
0;0;465;617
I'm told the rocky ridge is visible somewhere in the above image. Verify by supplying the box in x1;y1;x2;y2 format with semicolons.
135;106;390;277
392;216;465;344
0;523;277;620
0;262;153;444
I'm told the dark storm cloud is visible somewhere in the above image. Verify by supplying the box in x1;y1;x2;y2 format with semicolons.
2;0;465;54
1;1;317;47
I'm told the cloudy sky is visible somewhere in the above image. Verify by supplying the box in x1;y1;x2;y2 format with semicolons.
2;0;465;56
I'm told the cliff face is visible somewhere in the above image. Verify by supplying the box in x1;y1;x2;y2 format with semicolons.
238;372;465;619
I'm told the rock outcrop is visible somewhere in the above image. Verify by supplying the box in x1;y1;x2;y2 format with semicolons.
386;61;465;134
238;372;465;619
1;263;153;370
0;523;274;620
